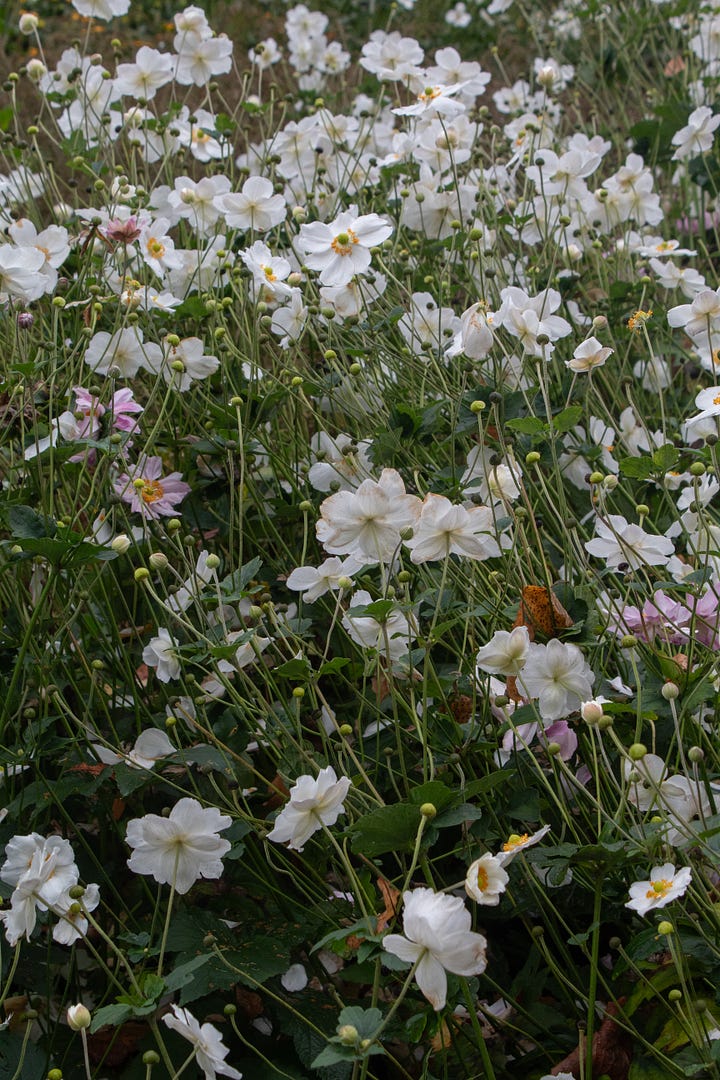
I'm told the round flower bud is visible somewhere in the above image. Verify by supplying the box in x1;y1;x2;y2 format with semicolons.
661;682;679;701
608;936;622;950
598;715;613;730
397;570;411;583
67;1004;91;1031
133;567;150;583
635;504;649;517
337;576;353;589
657;921;673;936
399;526;414;541
26;59;46;81
588;471;604;485
470;400;486;413
526;451;541;465
668;989;683;1002
149;552;168;571
420;802;437;819
223;1005;237;1017
546;741;562;756
338;1025;359;1045
205;554;221;571
110;534;131;554
292;687;305;699
592;315;608;330
603;474;619;490
688;746;704;763
339;724;353;736
19;12;39;33
689;462;706;477
620;634;637;649
628;743;647;761
142;1052;160;1065
299;500;313;513
349;362;362;375
581;700;604;724
531;925;544;938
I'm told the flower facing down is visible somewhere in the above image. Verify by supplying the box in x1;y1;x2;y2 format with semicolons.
126;797;231;894
162;1004;241;1080
465;854;509;905
267;766;351;852
626;863;692;917
383;888;487;1010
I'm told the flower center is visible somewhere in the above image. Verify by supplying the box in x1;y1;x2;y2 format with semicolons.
476;866;489;891
646;878;672;898
713;394;720;405
627;309;653;331
419;86;441;102
147;237;165;258
502;833;528;852
140;479;165;504
263;264;277;282
331;228;359;255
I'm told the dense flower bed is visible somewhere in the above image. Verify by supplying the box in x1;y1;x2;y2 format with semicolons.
1;0;720;1077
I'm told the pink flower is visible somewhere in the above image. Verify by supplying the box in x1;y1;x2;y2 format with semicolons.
114;455;191;520
109;388;143;433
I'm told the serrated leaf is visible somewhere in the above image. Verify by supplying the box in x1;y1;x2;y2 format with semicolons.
90;1004;133;1032
350;803;421;857
506;417;547;435
652;443;679;471
619;456;653;479
407;781;455;812
553;405;583;433
7;505;56;539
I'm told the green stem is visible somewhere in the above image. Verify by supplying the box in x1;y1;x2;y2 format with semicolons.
461;979;496;1080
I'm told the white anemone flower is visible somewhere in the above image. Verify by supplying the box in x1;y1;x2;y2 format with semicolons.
383;888;487;1010
625;864;692;916
266;766;351;852
126;798;232;894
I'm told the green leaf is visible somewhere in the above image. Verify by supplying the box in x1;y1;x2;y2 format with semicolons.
318;657;350;675
407;781;455;812
274;657;312;680
164;954;213;993
350;803;422;857
90;1004;133;1032
506;417;547;435
435;803;483;827
553;405;583;433
312;1046;357;1068
6;505;56;539
218;556;263;599
619;456;653;479
337;1006;383;1037
652;443;679;472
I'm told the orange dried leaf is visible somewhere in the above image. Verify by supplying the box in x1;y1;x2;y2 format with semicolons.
513;585;573;640
376;877;401;933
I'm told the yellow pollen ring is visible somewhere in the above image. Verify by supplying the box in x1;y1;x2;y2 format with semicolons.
331;228;359;255
502;832;529;852
646;878;672;899
140;480;165;504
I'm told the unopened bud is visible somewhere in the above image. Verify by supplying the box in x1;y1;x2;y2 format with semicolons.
67;1004;91;1031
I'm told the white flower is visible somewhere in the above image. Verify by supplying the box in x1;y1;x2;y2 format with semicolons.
286;555;362;603
496;825;552;866
281;964;308;992
519;640;594;721
126;798;232;894
296;208;393;287
115;46;174;99
685;385;720;428
266;766;351;852
383;888;487;1011
317;468;421;563
84;328;162;379
162;1004;242;1080
465;854;509;905
404;494;504;564
671;106;720;160
71;0;129;19
215;176;286;232
585;515;675;571
476;626;531;677
342;589;417;661
143;629;181;683
566;336;613;373
625;864;692;916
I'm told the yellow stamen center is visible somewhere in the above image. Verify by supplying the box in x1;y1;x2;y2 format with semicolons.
331;228;359;256
140;479;164;504
502;833;529;852
646;878;672;899
476;866;489;891
147;237;165;258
